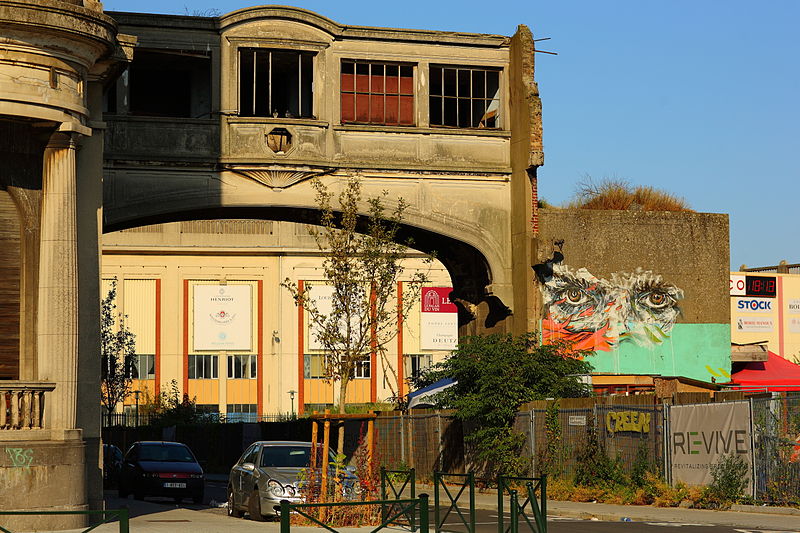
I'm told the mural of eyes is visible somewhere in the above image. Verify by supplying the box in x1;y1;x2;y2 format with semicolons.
540;264;684;351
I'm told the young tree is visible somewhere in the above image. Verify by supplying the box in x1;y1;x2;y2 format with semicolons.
100;279;137;426
283;176;429;452
412;333;593;476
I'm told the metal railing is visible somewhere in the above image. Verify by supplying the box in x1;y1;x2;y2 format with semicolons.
279;495;429;533
433;471;475;533
0;508;129;533
498;476;547;533
381;467;416;530
0;382;56;430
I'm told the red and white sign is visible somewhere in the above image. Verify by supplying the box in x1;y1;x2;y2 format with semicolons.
421;287;458;350
730;275;746;296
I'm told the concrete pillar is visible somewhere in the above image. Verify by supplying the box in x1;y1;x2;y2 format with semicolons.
38;131;80;431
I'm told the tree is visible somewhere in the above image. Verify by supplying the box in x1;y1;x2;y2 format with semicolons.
412;333;593;477
139;379;204;427
283;176;429;452
100;279;137;425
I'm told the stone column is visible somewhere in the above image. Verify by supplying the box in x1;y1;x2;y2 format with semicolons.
38;132;80;431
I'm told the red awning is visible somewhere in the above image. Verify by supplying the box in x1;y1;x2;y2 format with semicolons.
729;351;800;392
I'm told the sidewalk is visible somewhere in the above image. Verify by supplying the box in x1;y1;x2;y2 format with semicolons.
412;483;800;530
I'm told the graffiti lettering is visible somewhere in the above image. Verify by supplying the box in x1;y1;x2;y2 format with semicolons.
5;448;33;468
605;411;651;434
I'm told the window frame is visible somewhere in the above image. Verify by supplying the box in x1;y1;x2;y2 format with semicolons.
227;354;257;379
188;354;218;380
237;47;315;119
429;64;502;129
340;59;415;126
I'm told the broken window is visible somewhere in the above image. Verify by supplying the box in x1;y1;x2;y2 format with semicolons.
429;65;500;128
341;60;414;125
129;49;211;118
239;48;314;118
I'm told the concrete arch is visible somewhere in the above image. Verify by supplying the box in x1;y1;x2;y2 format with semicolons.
103;172;513;332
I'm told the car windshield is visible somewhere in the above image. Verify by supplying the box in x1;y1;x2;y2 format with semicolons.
260;446;312;468
138;444;195;462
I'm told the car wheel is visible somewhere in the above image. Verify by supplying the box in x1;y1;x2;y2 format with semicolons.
248;488;265;521
227;486;243;518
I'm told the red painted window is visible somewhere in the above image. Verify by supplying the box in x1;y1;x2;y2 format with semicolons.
341;60;414;126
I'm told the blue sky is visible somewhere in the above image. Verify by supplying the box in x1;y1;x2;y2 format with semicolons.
104;0;799;269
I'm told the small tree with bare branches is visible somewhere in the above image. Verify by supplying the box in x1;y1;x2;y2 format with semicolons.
100;279;137;426
283;176;429;453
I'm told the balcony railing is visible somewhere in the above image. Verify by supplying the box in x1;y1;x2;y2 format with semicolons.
0;382;56;430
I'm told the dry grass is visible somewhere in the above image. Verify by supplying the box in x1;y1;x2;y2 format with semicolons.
568;178;692;212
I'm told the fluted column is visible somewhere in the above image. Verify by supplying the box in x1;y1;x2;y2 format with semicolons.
38;132;79;430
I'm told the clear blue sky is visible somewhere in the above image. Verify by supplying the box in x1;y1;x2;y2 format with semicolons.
105;0;799;270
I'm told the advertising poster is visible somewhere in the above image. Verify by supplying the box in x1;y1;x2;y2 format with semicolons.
193;284;252;351
307;284;335;351
669;402;753;494
420;287;458;350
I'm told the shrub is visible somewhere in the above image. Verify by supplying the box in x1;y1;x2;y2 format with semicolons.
706;454;749;504
569;177;692;212
573;416;625;487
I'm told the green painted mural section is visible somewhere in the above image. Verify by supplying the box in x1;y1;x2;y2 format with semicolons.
586;323;730;382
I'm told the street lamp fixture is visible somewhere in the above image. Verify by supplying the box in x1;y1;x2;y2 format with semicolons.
288;389;297;417
133;389;142;427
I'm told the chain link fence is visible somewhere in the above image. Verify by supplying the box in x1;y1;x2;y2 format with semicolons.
751;395;800;503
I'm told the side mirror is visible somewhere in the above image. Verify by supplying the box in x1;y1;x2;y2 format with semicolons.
242;463;255;472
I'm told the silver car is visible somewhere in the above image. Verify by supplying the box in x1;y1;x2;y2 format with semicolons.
227;440;358;520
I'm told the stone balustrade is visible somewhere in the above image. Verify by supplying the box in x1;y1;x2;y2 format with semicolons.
0;382;56;430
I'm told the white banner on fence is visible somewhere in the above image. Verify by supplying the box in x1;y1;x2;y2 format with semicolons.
193;284;252;351
669;402;753;494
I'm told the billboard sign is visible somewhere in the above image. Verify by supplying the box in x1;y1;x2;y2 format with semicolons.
420;287;458;350
193;284;252;351
670;402;753;493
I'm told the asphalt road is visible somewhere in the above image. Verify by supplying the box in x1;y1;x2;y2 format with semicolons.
102;479;800;533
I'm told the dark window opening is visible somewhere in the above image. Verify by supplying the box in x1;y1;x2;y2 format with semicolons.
239;48;314;118
129;49;211;118
429;65;500;128
341;60;414;125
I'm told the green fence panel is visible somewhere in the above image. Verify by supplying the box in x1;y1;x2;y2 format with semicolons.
381;467;417;530
279;494;428;533
433;471;475;533
497;475;547;533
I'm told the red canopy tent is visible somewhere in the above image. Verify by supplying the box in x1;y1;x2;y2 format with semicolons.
728;351;800;392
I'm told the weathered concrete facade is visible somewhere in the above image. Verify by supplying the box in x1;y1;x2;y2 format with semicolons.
0;0;131;528
103;6;545;336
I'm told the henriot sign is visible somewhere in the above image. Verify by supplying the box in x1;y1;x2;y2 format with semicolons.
669;402;753;494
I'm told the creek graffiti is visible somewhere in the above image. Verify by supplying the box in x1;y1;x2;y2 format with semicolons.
540;264;683;352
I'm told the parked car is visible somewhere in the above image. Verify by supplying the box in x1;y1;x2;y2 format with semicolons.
103;444;123;488
227;441;358;520
118;441;204;503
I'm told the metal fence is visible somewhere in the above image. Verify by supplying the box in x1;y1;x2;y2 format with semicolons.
751;395;800;503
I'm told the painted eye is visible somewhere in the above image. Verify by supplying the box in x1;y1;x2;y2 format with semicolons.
640;291;674;310
564;288;590;306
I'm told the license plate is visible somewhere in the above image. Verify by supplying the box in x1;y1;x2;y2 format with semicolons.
163;482;186;488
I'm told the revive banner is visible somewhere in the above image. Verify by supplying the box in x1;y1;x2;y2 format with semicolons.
193;284;252;351
420;287;458;350
669;402;753;494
